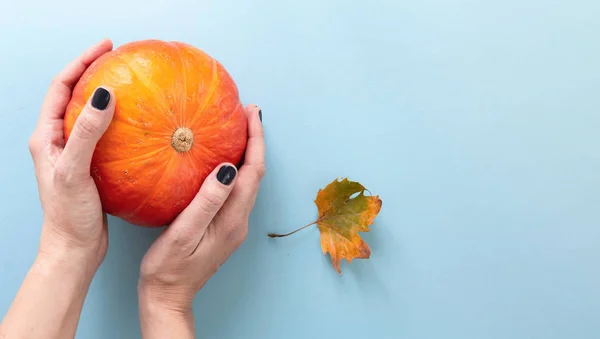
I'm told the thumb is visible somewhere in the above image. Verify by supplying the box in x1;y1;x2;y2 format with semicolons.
61;86;115;176
166;163;238;248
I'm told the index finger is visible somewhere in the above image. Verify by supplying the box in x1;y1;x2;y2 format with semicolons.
224;104;265;214
39;38;113;125
241;104;265;168
202;105;265;244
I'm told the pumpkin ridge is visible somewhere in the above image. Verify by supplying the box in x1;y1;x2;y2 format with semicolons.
185;146;201;175
115;53;179;130
194;139;219;162
169;42;188;127
191;100;244;152
94;144;170;167
187;58;219;128
126;153;176;220
109;113;171;136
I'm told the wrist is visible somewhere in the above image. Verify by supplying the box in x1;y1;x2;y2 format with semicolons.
0;247;96;339
38;222;107;274
138;284;195;339
34;247;97;286
138;295;193;321
138;281;193;315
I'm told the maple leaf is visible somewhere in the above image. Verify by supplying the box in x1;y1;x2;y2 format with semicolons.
268;178;382;274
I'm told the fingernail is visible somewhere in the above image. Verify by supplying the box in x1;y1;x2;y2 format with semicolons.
91;87;110;110
216;165;236;185
236;154;245;169
258;109;262;122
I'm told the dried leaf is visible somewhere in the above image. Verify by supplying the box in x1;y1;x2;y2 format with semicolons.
269;178;382;274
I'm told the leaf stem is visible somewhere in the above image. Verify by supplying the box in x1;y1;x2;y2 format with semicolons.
267;221;318;238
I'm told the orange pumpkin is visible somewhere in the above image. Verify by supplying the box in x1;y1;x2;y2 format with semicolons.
64;39;248;227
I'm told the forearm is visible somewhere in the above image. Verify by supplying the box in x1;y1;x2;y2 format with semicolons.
138;289;195;339
0;249;95;339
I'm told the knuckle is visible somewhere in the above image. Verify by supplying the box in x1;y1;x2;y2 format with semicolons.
28;136;39;155
48;76;68;95
53;163;72;185
53;161;80;187
73;113;99;140
225;221;248;247
169;228;197;251
255;164;266;180
235;226;248;246
49;76;61;89
196;192;225;215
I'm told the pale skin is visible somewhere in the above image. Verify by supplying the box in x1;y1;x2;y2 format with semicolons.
0;39;265;339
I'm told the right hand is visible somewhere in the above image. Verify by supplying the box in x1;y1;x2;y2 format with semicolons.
137;104;265;337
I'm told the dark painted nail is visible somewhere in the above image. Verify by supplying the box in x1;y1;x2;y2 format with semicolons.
91;87;110;110
216;165;236;185
258;109;262;122
236;154;245;169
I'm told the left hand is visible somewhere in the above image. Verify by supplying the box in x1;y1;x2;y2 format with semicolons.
29;38;115;271
0;39;117;339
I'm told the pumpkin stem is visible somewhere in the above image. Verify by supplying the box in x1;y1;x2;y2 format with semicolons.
171;127;194;152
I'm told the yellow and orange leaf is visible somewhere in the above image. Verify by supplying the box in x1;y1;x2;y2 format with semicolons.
315;178;382;274
268;177;382;274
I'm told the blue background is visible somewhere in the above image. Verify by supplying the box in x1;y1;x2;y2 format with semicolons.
1;0;599;338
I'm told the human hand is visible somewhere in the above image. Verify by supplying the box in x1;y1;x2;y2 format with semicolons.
29;38;115;271
0;39;117;339
137;104;265;338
